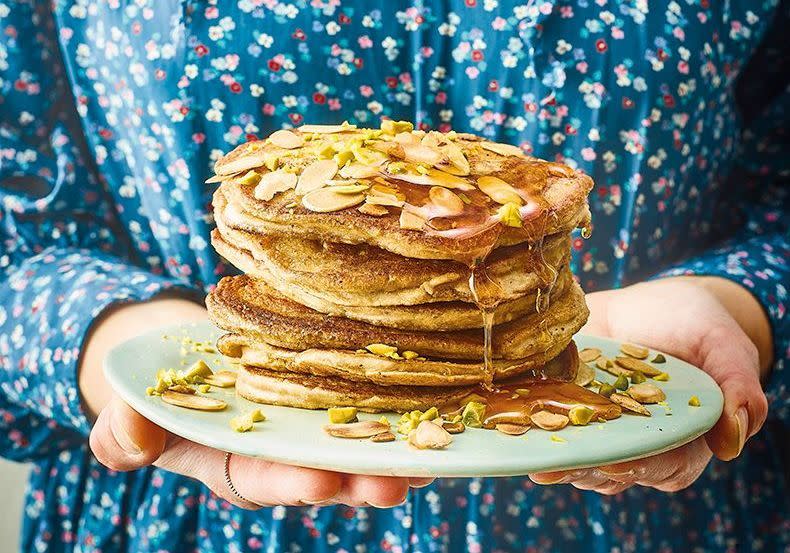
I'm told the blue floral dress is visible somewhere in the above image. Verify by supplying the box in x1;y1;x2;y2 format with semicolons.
1;1;787;551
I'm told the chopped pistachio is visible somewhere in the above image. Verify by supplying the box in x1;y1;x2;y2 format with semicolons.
630;371;646;384
514;388;530;397
230;415;254;433
598;383;615;397
146;386;156;396
651;353;667;364
688;395;701;407
236;170;261;186
402;350;419;360
654;372;670;381
327;406;359;424
496;202;523;227
263;152;279;171
461;401;487;428
550;435;567;443
613;374;630;391
185;360;213;382
451;414;462;424
419;407;439;421
333;149;354;167
318;144;336;159
568;405;595;426
378;415;390;426
198;384;211;394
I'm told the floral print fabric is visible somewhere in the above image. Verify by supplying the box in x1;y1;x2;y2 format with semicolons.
0;0;787;551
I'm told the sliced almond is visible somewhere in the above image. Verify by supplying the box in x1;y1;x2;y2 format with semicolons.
439;141;470;175
530;410;569;431
204;172;239;184
477;176;522;205
574;361;596;387
393;132;420;145
298;123;357;134
579;348;602;363
254;170;297;201
402;143;445;166
399;208;427;231
214;144;268;175
614;356;661;377
370;432;396;443
480;141;525;157
161;390;227;411
324;420;390;438
369;140;405;159
597;356;632;377
296;159;338;195
407;420;453;449
268;129;304;149
302;187;365;212
495;423;530;436
358;203;389;216
339;162;380;179
384;168;473;191
610;393;651;416
627;383;666;404
203;370;237;388
620;343;650;359
428;186;464;215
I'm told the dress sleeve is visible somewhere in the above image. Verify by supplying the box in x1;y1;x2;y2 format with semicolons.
654;12;789;423
0;4;193;461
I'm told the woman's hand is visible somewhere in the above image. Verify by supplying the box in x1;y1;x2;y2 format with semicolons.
529;276;771;494
84;297;432;509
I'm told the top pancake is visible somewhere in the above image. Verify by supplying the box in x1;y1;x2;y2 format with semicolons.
210;123;592;262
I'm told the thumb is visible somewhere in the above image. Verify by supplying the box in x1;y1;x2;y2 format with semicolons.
698;324;769;461
90;395;167;471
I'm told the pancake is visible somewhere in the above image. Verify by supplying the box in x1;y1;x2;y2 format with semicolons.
211;126;592;263
217;333;577;386
211;229;573;331
213;188;571;307
206;274;589;361
234;341;580;412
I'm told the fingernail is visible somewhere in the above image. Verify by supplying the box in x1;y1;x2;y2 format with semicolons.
599;467;635;478
110;412;142;455
734;407;748;457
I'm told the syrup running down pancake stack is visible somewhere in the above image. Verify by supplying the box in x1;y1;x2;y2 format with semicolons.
206;121;597;416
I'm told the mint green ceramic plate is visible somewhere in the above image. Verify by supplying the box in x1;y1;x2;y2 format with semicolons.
105;322;723;477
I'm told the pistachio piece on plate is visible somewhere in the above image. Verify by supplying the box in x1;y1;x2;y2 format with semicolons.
161;390;227;411
324;420;390;439
610;393;651;416
408;420;453;449
628;383;666;404
268;129;304;149
477;176;522;205
620;343;650;359
568;405;595;426
327;406;358;424
530;410;570;431
295;159;338;195
302;187;365;212
495;423;530;436
460;401;487;428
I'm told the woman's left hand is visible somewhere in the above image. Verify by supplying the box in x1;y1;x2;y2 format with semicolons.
529;276;771;494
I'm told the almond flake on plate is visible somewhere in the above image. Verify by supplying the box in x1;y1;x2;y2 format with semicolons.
268;129;304;149
254;170;297;201
302;187;366;212
296;159;338;195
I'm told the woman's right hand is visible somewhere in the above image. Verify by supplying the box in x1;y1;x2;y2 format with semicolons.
83;297;431;509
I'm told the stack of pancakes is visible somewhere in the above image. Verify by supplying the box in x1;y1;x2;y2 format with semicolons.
206;122;593;412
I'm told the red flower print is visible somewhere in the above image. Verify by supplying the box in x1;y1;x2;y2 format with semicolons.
465;0;476;6
354;57;364;68
268;59;281;71
245;133;258;142
622;97;634;109
488;79;499;91
385;76;398;88
472;50;484;61
435;91;447;104
195;44;208;57
289;113;303;125
338;13;351;24
229;82;242;93
313;92;326;104
663;94;676;108
292;28;306;40
595;39;607;53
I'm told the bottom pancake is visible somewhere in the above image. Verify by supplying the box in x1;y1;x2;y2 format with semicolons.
218;334;577;386
234;342;580;412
